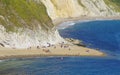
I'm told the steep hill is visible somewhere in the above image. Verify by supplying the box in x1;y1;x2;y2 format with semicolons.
0;0;63;48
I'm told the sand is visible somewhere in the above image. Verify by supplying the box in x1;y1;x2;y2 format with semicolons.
0;44;105;60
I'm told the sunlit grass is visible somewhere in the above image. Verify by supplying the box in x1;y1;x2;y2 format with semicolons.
0;0;53;32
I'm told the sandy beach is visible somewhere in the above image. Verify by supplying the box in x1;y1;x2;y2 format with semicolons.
0;44;105;60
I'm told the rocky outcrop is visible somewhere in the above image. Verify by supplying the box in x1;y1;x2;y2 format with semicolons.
65;38;86;47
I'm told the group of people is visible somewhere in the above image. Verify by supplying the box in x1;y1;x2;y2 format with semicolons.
59;42;71;50
27;42;72;52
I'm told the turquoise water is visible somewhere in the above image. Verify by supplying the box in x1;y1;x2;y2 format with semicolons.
0;20;120;75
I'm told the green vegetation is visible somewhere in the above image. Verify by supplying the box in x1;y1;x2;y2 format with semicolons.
77;0;86;8
0;0;53;32
104;0;120;12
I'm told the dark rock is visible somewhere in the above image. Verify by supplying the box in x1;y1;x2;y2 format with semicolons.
65;38;86;47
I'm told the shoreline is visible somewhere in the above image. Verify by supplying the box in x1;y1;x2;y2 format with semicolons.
0;44;106;60
0;53;106;60
54;16;120;26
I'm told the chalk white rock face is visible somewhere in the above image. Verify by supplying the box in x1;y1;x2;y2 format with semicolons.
0;25;64;48
41;0;94;20
81;0;116;16
41;0;119;20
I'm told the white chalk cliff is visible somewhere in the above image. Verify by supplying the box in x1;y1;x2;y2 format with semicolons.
41;0;120;20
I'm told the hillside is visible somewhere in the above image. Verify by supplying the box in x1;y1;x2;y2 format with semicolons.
104;0;120;12
0;0;63;48
0;0;53;31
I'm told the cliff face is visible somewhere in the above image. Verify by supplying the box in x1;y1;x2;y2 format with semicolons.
41;0;120;20
0;0;63;48
0;0;120;48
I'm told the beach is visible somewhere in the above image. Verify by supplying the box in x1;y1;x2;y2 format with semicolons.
0;44;105;60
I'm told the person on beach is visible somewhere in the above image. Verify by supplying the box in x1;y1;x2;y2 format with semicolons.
61;44;63;48
42;46;46;48
64;46;67;48
27;47;31;50
43;49;50;53
47;43;51;47
12;47;16;49
37;46;40;49
61;57;64;60
61;45;62;48
69;48;71;51
62;42;64;44
54;46;56;49
29;47;31;49
47;49;50;53
86;50;90;52
60;42;64;48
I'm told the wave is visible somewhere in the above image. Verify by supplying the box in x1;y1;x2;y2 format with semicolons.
57;19;99;30
57;21;75;30
57;19;115;30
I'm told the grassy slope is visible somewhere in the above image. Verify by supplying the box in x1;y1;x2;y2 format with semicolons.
0;0;53;32
104;0;120;12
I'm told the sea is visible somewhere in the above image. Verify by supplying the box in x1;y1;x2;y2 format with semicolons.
0;20;120;75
